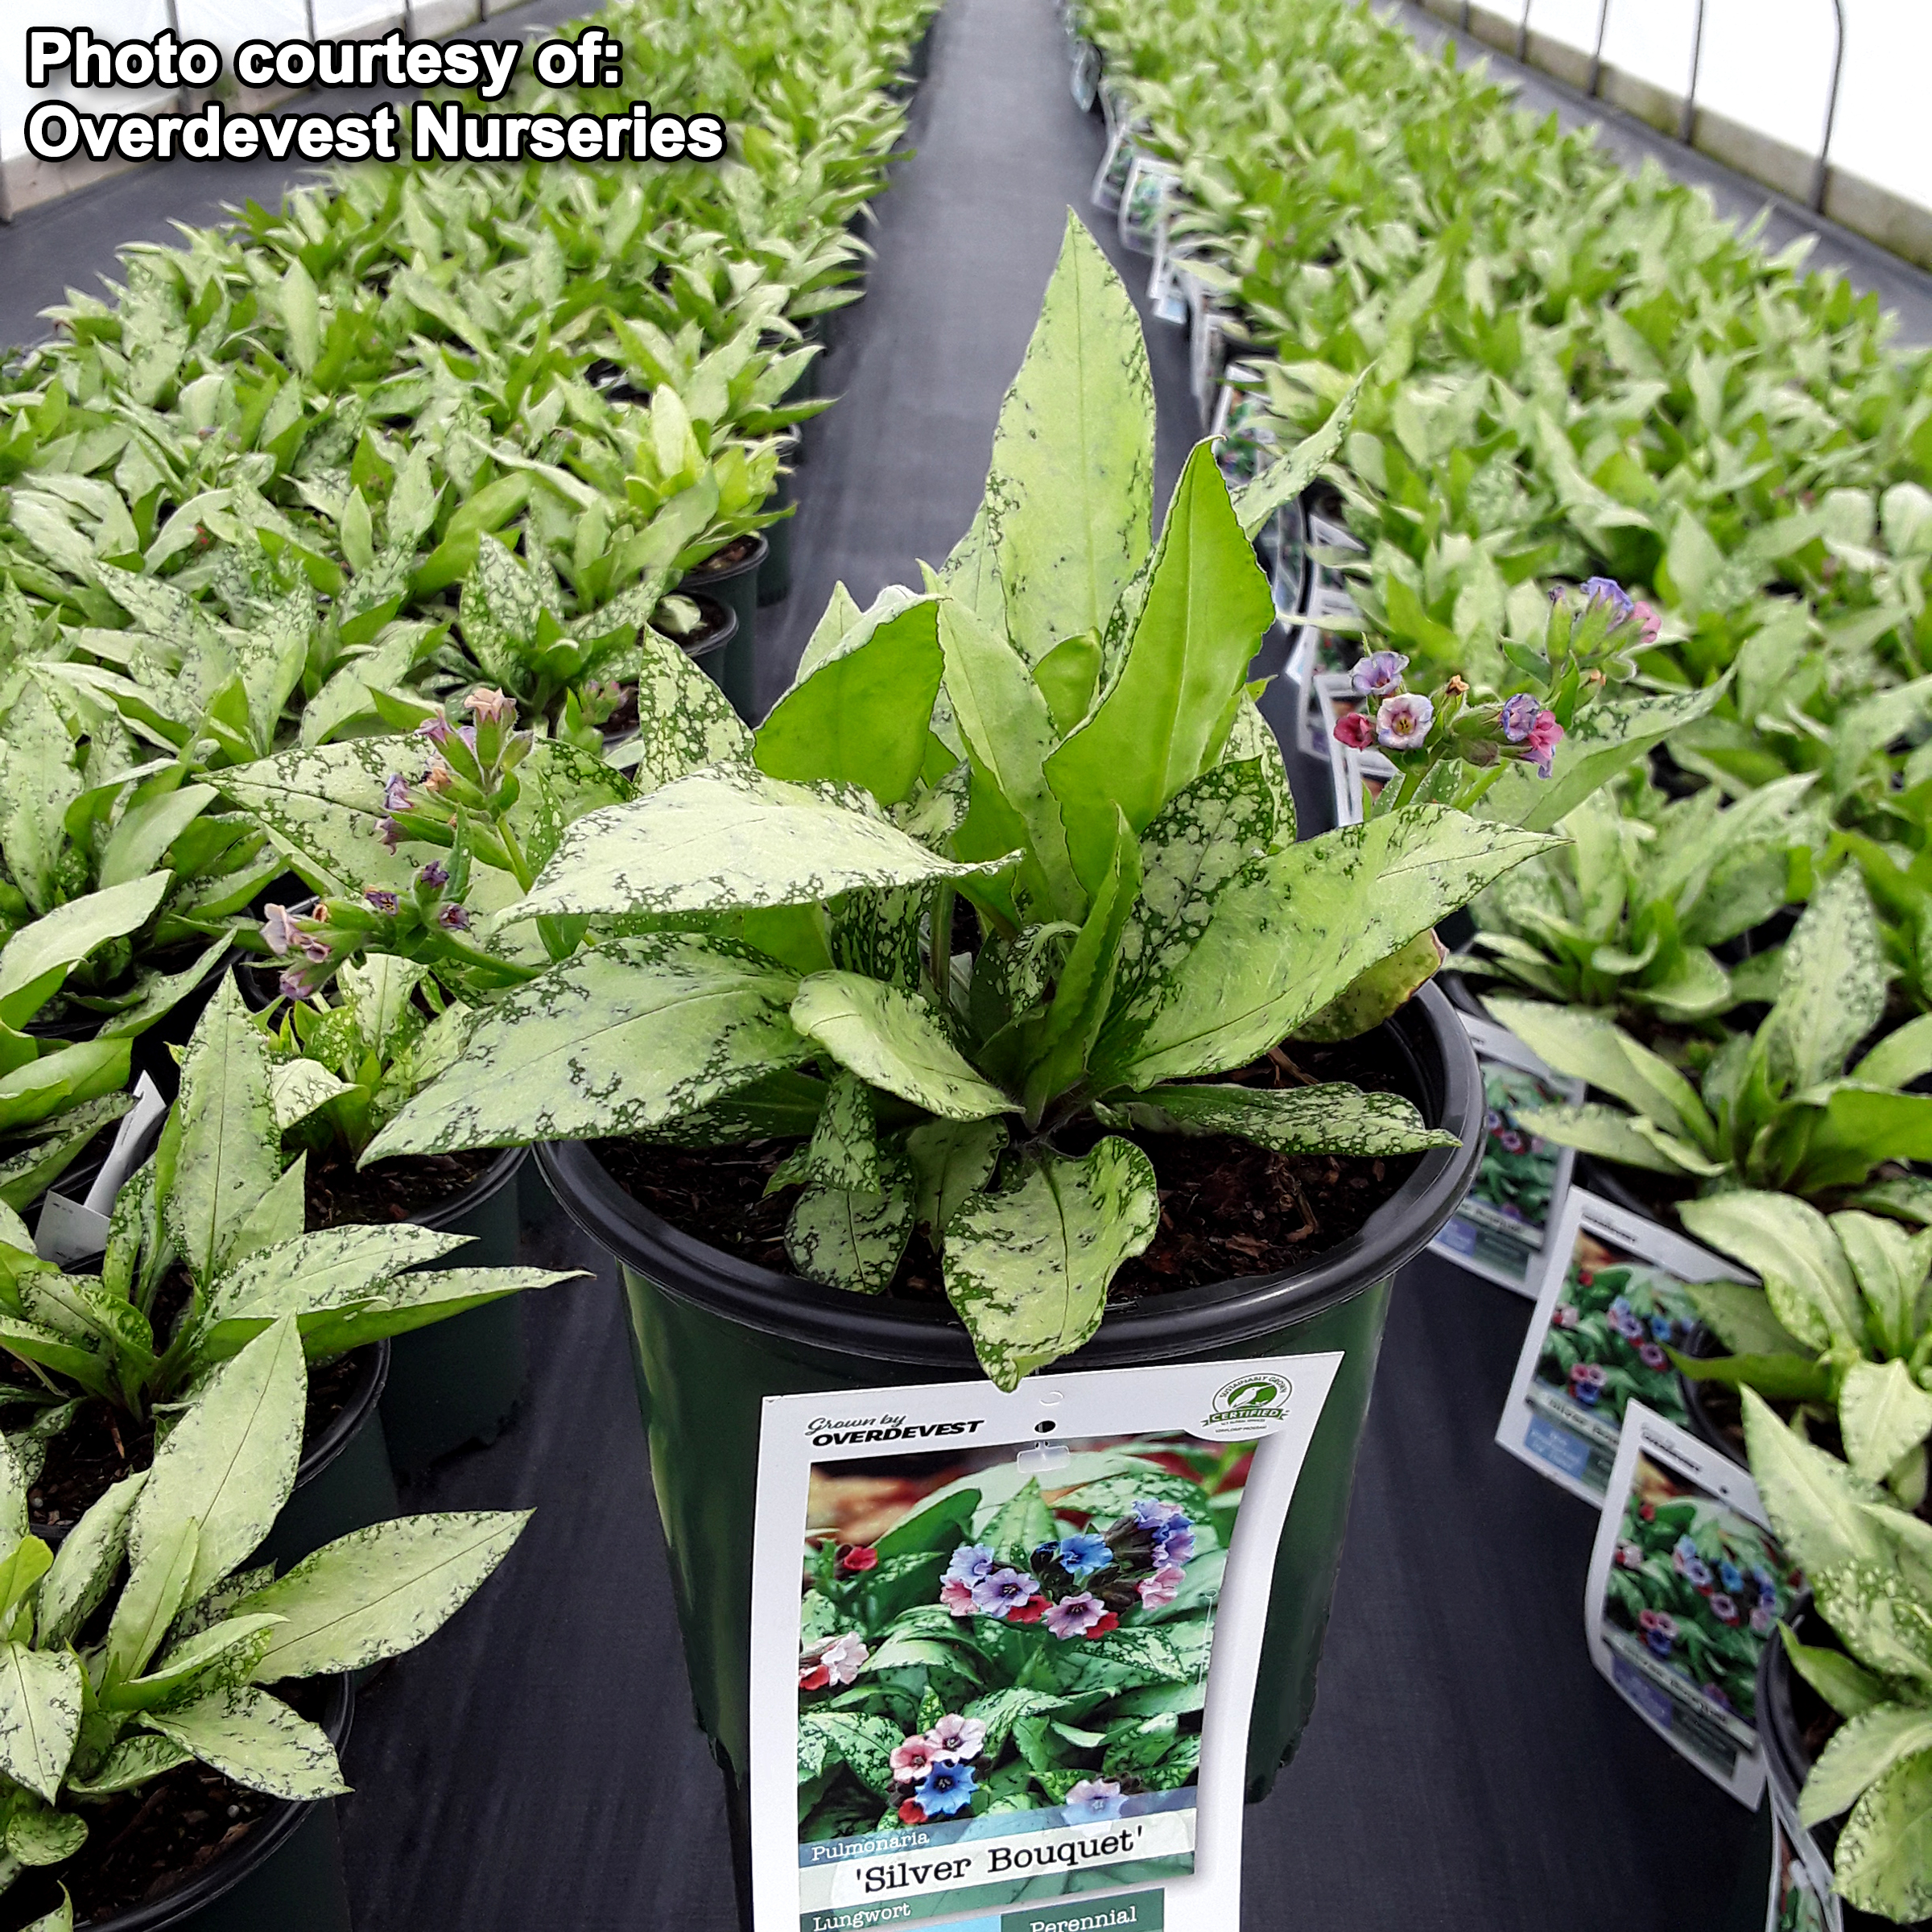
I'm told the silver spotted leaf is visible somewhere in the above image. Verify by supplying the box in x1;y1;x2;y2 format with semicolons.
1106;1080;1456;1158
806;1071;883;1194
906;1117;1007;1240
941;1137;1158;1389
786;1158;915;1298
791;972;1018;1122
366;936;812;1160
0;1645;82;1803
620;629;752;796
139;1684;348;1802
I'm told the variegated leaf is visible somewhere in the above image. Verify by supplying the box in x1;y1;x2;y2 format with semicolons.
107;1615;283;1712
0;1644;82;1803
208;1224;466;1323
1107;1081;1455;1156
1839;1360;1932;1488
1743;1390;1894;1580
514;767;1012;923
805;1071;883;1194
0;875;172;1028
828;886;923;994
1833;1746;1932;1922
791;973;1017;1121
367;937;811;1159
1679;1192;1864;1355
621;629;752;795
140;1685;347;1801
786;1162;915;1297
64;1731;191;1795
906;1117;1008;1239
1291;929;1446;1042
270;1058;352;1132
1765;869;1887;1093
942;1138;1158;1389
6;1803;86;1867
233;1511;530;1680
1800;1703;1932;1826
39;1470;145;1649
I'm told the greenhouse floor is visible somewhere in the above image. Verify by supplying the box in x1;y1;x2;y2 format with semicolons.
3;0;1883;1923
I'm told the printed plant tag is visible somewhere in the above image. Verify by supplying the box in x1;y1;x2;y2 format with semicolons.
1497;1188;1752;1502
749;1357;1341;1932
1427;1011;1583;1295
1767;1782;1841;1931
1585;1402;1803;1806
1117;155;1179;256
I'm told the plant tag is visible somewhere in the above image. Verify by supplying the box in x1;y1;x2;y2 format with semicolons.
1767;1775;1841;1930
1496;1188;1752;1504
751;1354;1342;1932
1070;41;1101;114
1426;1011;1584;1295
31;1190;110;1269
1116;156;1179;258
35;1072;169;1266
1584;1402;1801;1807
1090;127;1140;216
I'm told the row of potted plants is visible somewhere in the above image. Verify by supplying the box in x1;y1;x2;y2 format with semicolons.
0;0;943;1921
1054;1;1932;1918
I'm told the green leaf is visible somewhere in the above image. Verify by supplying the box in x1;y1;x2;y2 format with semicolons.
1744;1389;1893;1579
1101;809;1557;1089
1781;1625;1888;1720
1802;1704;1932;1824
164;976;283;1287
1834;1746;1932;1922
755;597;943;807
126;1316;305;1621
14;1888;71;1931
140;1685;347;1802
0;1644;81;1803
1840;1360;1932;1488
1233;374;1366;538
208;1224;466;1324
0;877;172;1028
791;973;1017;1121
6;1804;85;1868
1512;1101;1721;1175
1765;870;1887;1093
786;1163;914;1296
1684;1282;1807;1359
62;1732;189;1795
801;1071;882;1194
1832;1211;1932;1360
609;629;751;795
798;1711;900;1798
1678;1192;1864;1354
905;1117;1007;1239
984;213;1154;665
1108;1080;1455;1156
39;1470;145;1649
100;784;217;891
367;937;811;1158
1043;440;1274;895
513;768;1010;923
107;1614;284;1712
279;260;321;374
941;1138;1158;1389
1815;1558;1932;1689
0;1038;131;1139
1852;1013;1932;1092
1292;928;1447;1042
234;1511;529;1680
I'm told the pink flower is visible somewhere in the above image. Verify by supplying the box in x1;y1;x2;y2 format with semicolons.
926;1715;985;1761
891;1736;943;1784
1525;708;1563;777
464;686;516;726
1043;1591;1109;1640
1138;1565;1186;1611
1375;692;1434;750
1631;600;1662;645
837;1545;878;1575
1332;710;1376;750
798;1632;868;1691
939;1579;976;1618
261;904;299;956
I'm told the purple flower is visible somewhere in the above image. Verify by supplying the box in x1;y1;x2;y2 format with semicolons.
417;861;449;890
279;962;327;1001
1569;1362;1608;1406
1638;1608;1678;1657
1042;1592;1109;1640
1351;650;1409;699
970;1569;1041;1619
1525;708;1563;777
262;904;299;956
914;1761;976;1817
1750;1602;1777;1636
1152;1522;1195;1568
377;817;405;852
943;1545;995;1587
382;774;413;812
364;890;401;915
1132;1499;1187;1531
1710;1594;1740;1626
1055;1532;1113;1579
1139;1565;1185;1610
926;1714;985;1760
415;716;452;744
1499;693;1541;743
1581;576;1634;620
1375;692;1434;750
1063;1778;1125;1821
436;903;472;932
1637;1342;1667;1370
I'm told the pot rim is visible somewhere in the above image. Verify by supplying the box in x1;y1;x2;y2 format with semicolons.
295;1339;390;1492
1758;1591;1826;1817
407;1143;526;1235
58;1670;353;1932
537;981;1482;1368
683;530;771;590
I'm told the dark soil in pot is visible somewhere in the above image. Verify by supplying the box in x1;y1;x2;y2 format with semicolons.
20;1345;382;1542
597;1029;1426;1299
303;1145;502;1227
0;1674;353;1931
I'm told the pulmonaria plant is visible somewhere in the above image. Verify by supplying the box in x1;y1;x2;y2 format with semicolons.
0;1315;526;1921
362;220;1575;1387
1746;1393;1932;1924
1492;870;1932;1212
1329;576;1661;817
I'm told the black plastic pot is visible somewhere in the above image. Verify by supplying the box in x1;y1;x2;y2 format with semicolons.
254;1340;398;1575
380;1146;529;1476
25;1674;356;1932
679;538;767;720
537;982;1483;1819
1677;1322;1749;1470
757;453;798;609
1757;1597;1922;1931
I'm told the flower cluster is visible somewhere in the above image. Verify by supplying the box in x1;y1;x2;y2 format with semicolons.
1331;650;1564;778
260;856;477;1002
938;1498;1195;1640
889;1712;987;1823
378;688;534;857
797;1632;869;1691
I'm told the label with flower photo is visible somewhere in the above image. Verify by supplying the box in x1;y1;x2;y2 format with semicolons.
1584;1402;1803;1806
749;1357;1342;1932
1426;1013;1583;1296
1496;1188;1753;1504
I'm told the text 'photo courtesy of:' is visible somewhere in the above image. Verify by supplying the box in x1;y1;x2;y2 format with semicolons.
3;0;1932;1926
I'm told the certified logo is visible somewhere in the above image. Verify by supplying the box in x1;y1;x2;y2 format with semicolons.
1201;1373;1291;1434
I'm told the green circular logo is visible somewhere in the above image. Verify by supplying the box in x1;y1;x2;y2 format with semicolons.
1215;1376;1285;1412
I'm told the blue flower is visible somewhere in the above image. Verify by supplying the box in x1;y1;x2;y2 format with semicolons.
1056;1532;1113;1579
1719;1560;1744;1595
1649;1314;1674;1342
1153;1522;1196;1568
943;1545;995;1587
1581;576;1634;620
916;1761;977;1817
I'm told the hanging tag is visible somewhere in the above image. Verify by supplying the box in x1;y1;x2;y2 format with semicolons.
35;1072;168;1267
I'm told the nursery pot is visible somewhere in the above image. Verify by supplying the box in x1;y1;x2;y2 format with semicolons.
757;454;799;609
11;1673;356;1932
679;537;768;721
537;982;1482;1812
1677;1323;1749;1471
254;1340;398;1574
379;1146;530;1476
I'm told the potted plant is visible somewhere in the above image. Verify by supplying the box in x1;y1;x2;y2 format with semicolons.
1487;870;1932;1220
358;224;1658;1810
1748;1392;1932;1926
249;954;530;1474
0;976;578;1559
0;1315;527;1931
1666;1190;1932;1507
